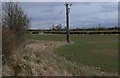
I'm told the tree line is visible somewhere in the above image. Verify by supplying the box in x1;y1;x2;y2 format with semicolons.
27;24;119;31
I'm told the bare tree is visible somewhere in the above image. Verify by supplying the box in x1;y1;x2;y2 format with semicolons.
2;2;30;38
51;24;62;31
2;2;31;65
55;24;62;30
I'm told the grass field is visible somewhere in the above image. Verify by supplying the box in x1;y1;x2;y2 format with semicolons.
26;34;118;72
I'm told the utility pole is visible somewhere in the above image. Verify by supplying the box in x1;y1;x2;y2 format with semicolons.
65;3;72;43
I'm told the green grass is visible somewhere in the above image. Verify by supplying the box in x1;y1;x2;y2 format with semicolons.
26;34;118;72
26;34;66;41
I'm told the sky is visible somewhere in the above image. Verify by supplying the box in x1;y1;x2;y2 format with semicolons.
20;2;118;29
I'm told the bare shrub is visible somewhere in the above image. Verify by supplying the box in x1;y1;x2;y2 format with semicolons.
2;2;31;76
2;27;16;64
2;2;30;60
2;2;30;46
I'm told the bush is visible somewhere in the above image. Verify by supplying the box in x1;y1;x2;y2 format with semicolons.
2;27;16;64
2;2;31;76
2;2;30;45
32;31;39;34
2;2;30;64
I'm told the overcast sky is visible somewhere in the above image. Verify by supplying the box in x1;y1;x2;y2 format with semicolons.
20;2;118;29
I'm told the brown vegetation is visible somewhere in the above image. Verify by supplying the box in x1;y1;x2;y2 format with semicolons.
2;2;30;76
2;27;16;64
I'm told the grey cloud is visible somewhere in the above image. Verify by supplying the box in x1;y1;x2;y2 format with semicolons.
101;2;118;12
20;2;118;29
21;2;65;9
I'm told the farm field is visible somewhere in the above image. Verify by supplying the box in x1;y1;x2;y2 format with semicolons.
26;34;118;74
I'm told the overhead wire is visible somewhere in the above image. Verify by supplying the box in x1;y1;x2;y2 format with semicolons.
34;3;73;29
34;8;65;28
48;8;65;26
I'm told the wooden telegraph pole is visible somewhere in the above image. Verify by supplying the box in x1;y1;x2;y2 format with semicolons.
65;3;71;43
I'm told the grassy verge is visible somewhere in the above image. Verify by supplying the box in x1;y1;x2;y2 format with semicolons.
26;34;118;72
26;34;66;41
56;34;118;72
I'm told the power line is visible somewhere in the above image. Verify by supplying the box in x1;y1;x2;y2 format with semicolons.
48;8;65;26
50;3;72;27
34;8;65;28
